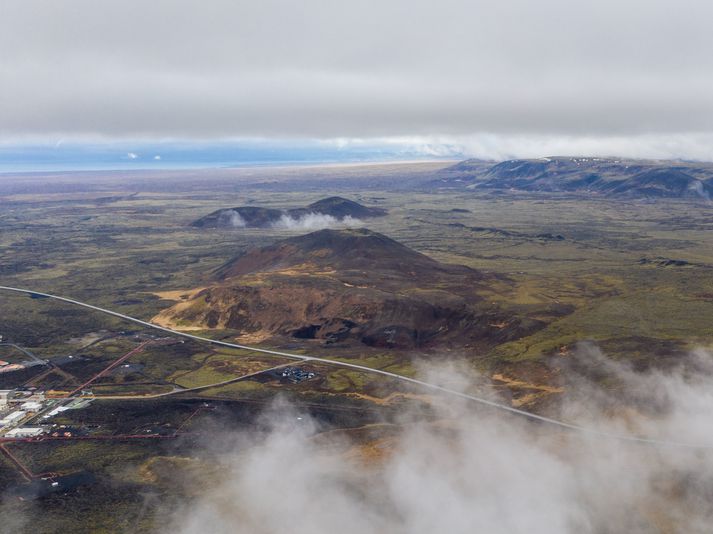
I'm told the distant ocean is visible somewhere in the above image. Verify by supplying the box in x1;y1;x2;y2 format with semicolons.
0;142;448;173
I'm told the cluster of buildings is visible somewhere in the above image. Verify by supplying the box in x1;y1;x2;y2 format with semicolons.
0;388;94;439
1;387;95;439
0;389;49;437
281;367;317;383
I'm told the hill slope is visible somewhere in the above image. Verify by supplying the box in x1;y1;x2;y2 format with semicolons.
154;229;545;349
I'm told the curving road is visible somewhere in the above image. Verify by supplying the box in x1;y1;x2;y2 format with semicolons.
0;285;708;448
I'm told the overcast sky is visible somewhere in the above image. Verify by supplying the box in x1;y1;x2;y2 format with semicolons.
3;0;713;159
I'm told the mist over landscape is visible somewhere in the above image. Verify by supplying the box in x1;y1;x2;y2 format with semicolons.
166;345;713;534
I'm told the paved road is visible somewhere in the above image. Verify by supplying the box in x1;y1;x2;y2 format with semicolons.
167;362;294;394
94;362;380;400
0;285;708;448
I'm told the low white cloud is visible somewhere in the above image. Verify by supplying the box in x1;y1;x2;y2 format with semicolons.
271;213;362;231
126;152;138;159
335;133;713;162
164;345;713;534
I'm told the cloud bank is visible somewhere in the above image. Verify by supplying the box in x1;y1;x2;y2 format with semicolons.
3;0;713;161
375;133;713;162
163;345;713;534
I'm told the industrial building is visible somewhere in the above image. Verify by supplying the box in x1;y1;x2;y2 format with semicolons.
0;390;11;408
281;367;317;383
0;410;26;426
21;401;43;412
5;427;45;438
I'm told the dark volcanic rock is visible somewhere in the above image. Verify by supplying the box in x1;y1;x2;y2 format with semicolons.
638;257;691;267
191;206;284;228
297;196;387;219
191;196;387;229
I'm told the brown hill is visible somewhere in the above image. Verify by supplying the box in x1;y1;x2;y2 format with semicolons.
154;229;544;349
215;228;469;283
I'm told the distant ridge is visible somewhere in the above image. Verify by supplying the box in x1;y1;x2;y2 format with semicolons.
434;157;713;199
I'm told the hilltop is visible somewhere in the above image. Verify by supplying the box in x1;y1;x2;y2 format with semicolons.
191;196;387;229
154;229;543;349
215;228;460;282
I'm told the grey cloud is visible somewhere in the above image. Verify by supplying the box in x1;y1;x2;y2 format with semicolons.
2;0;713;145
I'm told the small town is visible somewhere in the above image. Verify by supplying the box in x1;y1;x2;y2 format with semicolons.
0;387;93;440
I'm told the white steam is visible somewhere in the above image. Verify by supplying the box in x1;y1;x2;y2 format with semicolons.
224;210;247;228
271;212;362;230
689;180;710;200
164;345;713;534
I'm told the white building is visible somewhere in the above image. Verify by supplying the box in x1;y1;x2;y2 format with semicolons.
27;391;46;402
0;410;25;425
20;401;43;412
0;390;11;408
5;427;45;438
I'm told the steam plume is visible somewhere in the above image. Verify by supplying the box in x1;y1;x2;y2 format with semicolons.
271;213;362;230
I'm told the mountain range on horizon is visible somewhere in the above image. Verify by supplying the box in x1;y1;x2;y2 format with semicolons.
434;156;713;199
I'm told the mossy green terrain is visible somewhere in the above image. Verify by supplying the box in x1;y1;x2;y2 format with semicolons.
1;164;713;531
